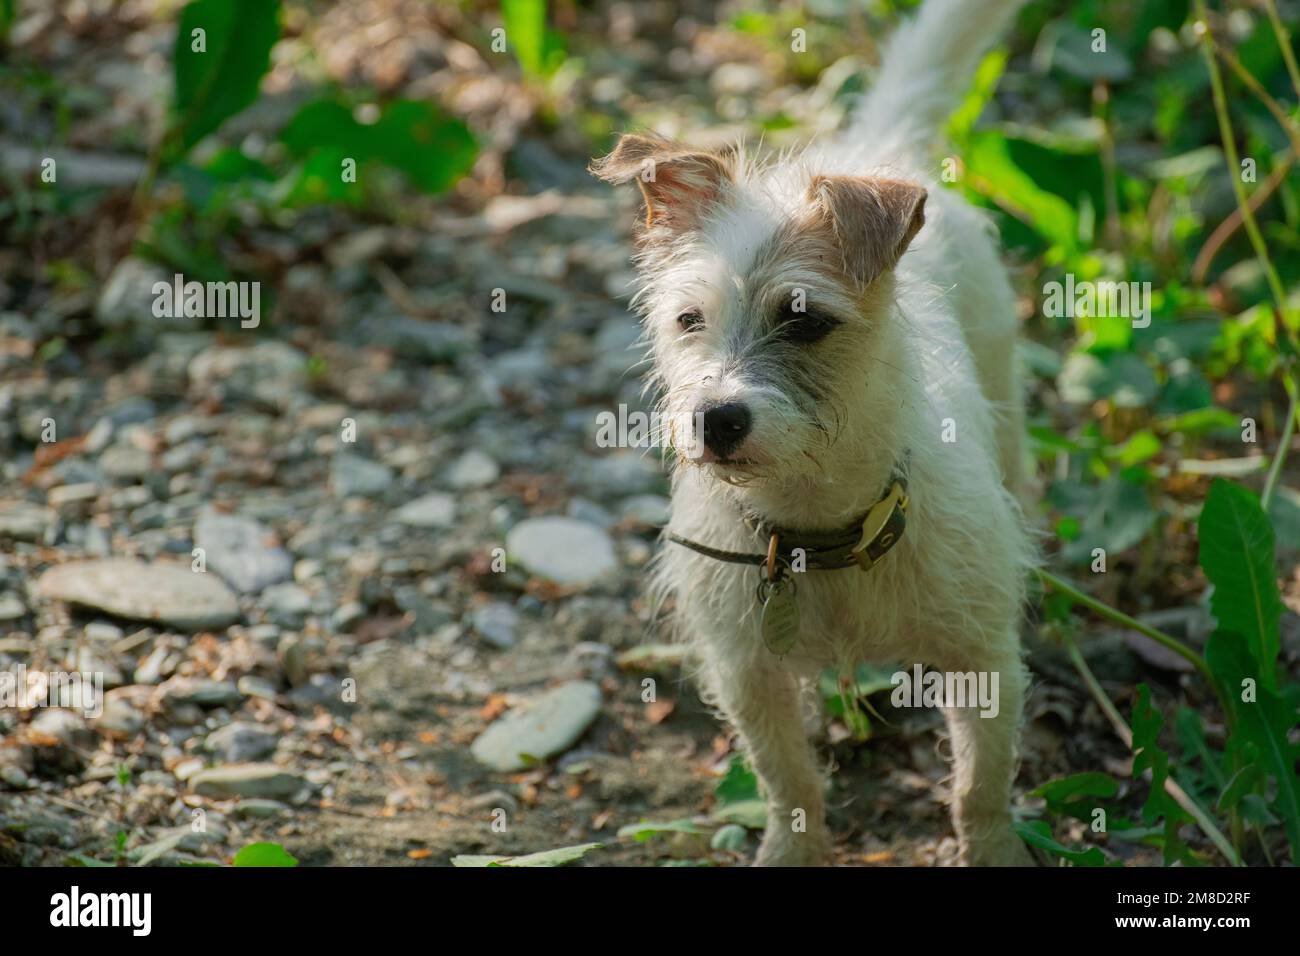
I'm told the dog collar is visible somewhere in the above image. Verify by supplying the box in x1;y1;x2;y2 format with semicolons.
664;465;909;582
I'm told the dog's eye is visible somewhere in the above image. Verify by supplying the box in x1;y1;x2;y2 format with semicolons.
677;308;704;333
775;303;840;343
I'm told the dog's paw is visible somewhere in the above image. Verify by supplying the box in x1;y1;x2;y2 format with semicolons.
753;830;832;867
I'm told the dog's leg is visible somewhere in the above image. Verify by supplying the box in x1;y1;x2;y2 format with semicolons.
937;646;1033;866
711;658;830;866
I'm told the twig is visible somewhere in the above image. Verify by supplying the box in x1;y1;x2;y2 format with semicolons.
1195;4;1299;348
1192;150;1295;284
1217;45;1300;155
1062;636;1243;866
1261;0;1300;104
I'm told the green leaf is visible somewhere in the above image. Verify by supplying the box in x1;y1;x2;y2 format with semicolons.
710;824;749;851
1032;772;1119;820
616;820;707;842
714;755;759;805
451;842;603;867
172;0;281;153
231;842;298;867
711;800;768;829
279;98;476;199
502;0;563;76
965;131;1079;253
1197;480;1282;688
1205;631;1300;861
1131;684;1193;865
1013;820;1110;866
946;50;1007;144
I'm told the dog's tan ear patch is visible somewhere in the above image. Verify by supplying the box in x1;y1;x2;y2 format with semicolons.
806;175;927;287
590;133;734;233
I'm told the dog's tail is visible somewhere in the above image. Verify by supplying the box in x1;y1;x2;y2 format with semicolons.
849;0;1026;154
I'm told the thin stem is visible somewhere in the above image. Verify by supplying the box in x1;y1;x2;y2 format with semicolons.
1262;368;1299;510
1261;0;1300;104
1196;3;1298;347
1062;636;1244;866
1217;45;1300;157
1036;569;1215;690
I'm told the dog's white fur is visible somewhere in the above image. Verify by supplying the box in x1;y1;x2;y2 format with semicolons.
597;0;1035;865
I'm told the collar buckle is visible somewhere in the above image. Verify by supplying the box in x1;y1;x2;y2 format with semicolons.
851;481;908;571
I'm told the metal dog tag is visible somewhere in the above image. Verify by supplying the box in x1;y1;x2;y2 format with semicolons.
757;577;799;656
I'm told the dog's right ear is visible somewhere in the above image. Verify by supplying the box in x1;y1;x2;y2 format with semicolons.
590;133;734;235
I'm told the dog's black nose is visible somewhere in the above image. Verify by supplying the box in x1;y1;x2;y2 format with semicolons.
700;402;752;458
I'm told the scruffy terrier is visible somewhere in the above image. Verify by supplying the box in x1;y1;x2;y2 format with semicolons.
593;0;1036;866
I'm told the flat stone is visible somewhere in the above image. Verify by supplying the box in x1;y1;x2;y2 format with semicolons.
506;517;618;587
331;452;394;498
161;677;243;708
0;594;26;621
189;763;307;800
0;500;51;542
194;509;294;594
205;722;278;763
472;601;520;649
620;494;671;527
446;449;500;489
393;492;455;529
37;559;240;631
471;681;602;772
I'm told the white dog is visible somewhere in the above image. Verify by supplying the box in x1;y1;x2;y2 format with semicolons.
593;0;1036;866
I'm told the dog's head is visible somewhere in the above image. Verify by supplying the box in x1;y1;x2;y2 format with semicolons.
592;133;925;489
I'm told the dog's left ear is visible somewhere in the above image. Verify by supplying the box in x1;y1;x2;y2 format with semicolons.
806;175;927;287
590;133;735;235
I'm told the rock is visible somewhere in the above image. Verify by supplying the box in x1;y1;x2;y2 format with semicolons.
472;602;520;649
96;257;177;329
237;675;279;700
471;681;603;772
620;494;671;527
446;449;500;489
205;722;278;763
100;445;152;481
160;678;243;709
579;452;666;497
232;798;290;820
331;453;394;498
30;709;92;748
506;517;618;587
189;763;307;800
84;621;124;643
0;594;26;621
0;500;51;542
188;341;307;410
278;635;310;687
47;483;99;509
393;492;455;528
262;582;312;627
36;559;240;631
193;509;294;594
94;694;145;738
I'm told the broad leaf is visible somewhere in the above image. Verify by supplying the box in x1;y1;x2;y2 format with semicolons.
1198;479;1282;688
172;0;281;153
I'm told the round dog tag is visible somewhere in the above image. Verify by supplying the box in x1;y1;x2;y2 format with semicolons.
758;578;799;656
